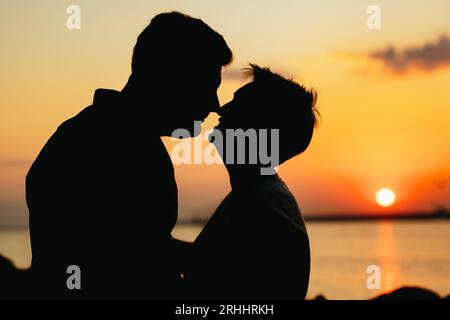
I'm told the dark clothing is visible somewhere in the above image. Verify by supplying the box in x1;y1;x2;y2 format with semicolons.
187;175;310;299
26;89;180;298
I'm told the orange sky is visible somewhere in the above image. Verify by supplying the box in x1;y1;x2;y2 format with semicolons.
1;0;450;226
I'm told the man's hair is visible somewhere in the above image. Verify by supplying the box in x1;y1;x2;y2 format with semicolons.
244;64;319;164
131;12;232;78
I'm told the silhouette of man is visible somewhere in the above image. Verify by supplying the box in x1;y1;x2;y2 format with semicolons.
26;12;232;298
185;65;317;299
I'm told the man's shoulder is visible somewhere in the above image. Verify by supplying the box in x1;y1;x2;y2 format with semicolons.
59;88;120;131
57;105;99;133
53;102;122;148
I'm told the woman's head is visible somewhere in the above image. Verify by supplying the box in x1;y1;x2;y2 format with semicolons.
214;64;318;171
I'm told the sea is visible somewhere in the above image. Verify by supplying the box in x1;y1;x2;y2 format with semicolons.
1;220;449;300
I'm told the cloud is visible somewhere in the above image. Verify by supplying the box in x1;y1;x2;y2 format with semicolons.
222;68;245;80
369;35;450;73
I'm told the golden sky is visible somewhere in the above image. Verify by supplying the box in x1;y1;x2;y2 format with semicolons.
1;0;450;225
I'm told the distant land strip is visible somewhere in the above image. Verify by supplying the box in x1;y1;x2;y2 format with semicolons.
179;209;450;225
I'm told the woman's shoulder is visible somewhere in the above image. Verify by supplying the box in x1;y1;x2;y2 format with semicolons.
250;176;307;232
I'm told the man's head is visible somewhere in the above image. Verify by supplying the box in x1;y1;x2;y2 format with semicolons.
215;64;318;170
127;12;233;135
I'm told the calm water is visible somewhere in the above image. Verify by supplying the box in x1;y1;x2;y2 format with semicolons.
1;221;449;299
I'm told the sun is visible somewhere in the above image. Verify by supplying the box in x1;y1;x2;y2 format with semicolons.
376;188;396;208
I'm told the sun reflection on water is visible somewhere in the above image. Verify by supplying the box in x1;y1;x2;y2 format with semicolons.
377;221;401;292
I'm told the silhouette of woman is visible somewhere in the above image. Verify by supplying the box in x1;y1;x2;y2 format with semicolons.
183;64;318;299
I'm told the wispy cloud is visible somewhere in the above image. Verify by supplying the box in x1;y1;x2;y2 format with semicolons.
222;68;245;80
369;35;450;73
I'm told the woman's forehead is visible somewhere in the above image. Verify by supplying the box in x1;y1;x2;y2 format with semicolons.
234;81;255;96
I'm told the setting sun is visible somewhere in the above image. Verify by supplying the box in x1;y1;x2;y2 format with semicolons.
376;189;396;208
